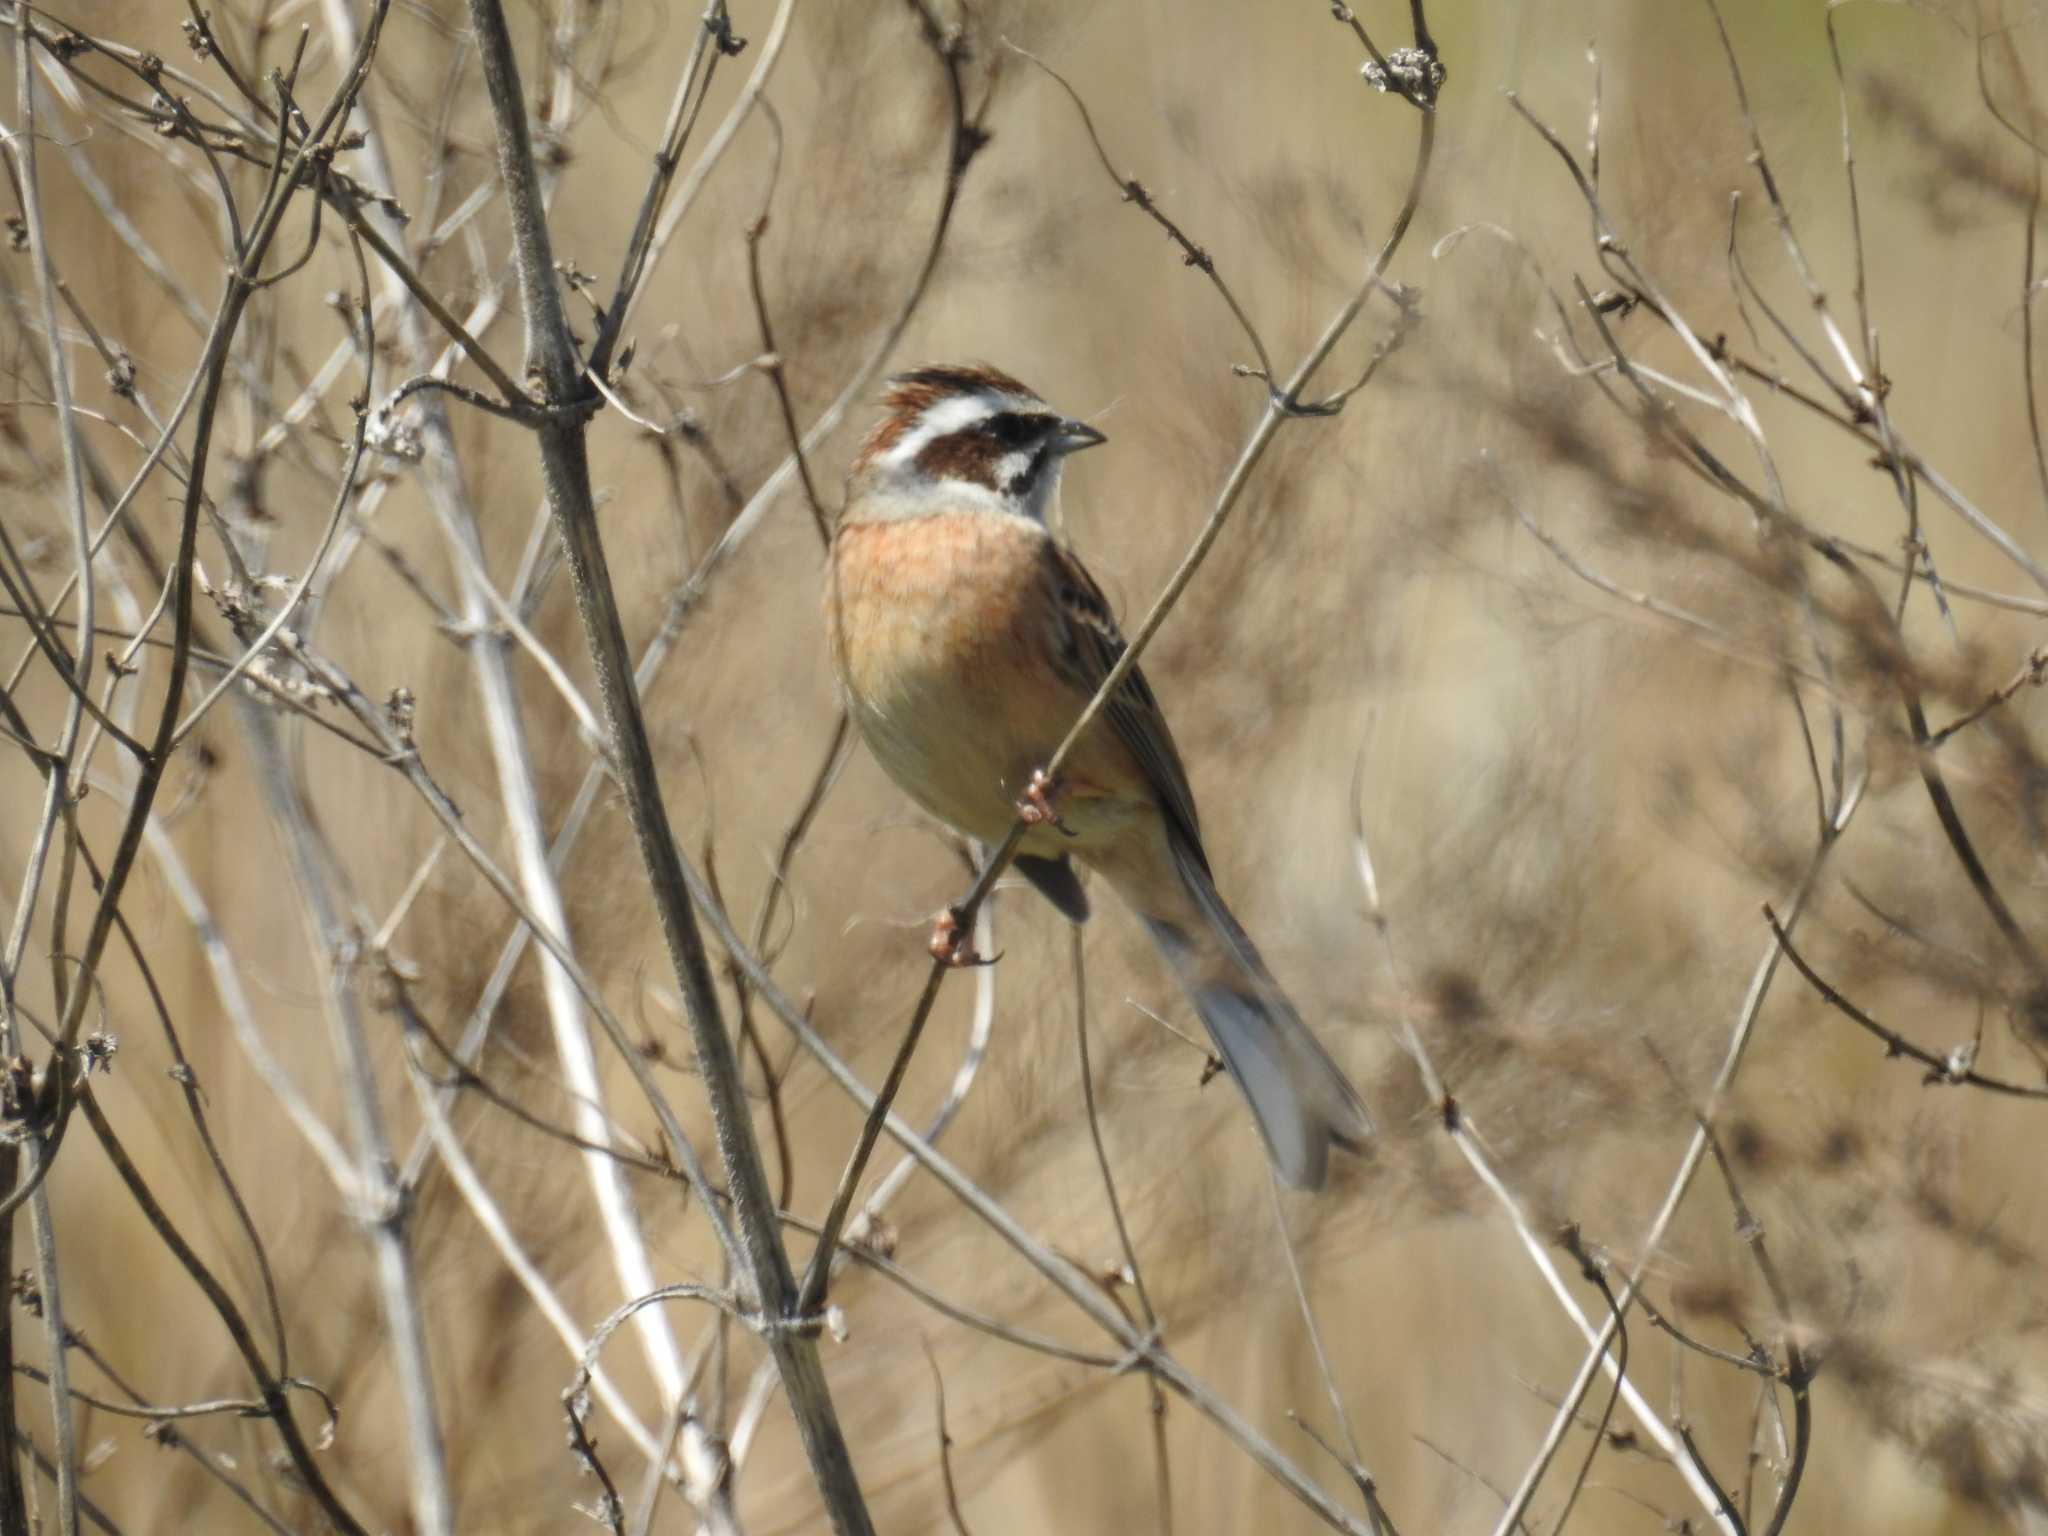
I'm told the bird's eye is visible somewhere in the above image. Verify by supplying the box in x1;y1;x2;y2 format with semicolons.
986;412;1045;447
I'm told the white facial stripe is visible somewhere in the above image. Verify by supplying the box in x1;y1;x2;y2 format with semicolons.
993;448;1035;488
880;392;1000;468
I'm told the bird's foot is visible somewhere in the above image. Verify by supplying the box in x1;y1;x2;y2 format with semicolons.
929;906;998;968
1016;767;1074;837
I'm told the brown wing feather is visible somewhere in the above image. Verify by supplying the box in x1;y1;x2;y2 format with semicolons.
1039;541;1208;869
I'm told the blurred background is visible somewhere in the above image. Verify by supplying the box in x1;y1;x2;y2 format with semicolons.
2;0;2045;1530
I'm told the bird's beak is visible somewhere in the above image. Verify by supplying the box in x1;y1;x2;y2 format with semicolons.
1052;418;1108;456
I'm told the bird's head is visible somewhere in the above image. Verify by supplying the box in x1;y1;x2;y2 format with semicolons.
848;363;1106;523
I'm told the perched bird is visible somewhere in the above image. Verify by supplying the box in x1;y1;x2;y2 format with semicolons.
824;363;1373;1189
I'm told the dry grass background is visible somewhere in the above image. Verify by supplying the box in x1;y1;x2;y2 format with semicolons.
3;0;2047;1531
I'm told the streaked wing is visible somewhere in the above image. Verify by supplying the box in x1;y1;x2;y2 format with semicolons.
1039;540;1207;863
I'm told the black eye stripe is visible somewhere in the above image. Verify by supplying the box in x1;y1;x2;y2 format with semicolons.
910;409;1060;498
985;410;1053;447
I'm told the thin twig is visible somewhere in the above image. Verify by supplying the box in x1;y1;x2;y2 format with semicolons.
1003;40;1276;383
1546;1228;1633;1536
922;1341;980;1536
1268;1166;1389;1536
1764;907;2048;1098
741;99;828;542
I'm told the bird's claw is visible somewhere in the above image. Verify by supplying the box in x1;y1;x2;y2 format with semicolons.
929;906;998;968
1016;767;1074;837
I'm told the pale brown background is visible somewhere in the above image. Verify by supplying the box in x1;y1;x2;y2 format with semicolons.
3;0;2045;1531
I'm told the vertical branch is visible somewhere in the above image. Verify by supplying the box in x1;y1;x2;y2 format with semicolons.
0;1136;22;1529
5;9;89;1521
1267;1171;1387;1536
921;1343;979;1536
243;710;454;1534
9;0;93;776
322;0;703;1472
459;4;874;1530
1070;927;1172;1536
22;1181;74;1536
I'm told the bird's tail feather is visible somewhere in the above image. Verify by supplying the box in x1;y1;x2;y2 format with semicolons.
1142;836;1373;1190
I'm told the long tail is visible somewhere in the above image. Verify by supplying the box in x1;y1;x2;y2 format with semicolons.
1137;836;1374;1190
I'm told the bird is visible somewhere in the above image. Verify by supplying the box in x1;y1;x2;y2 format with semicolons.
823;363;1373;1190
